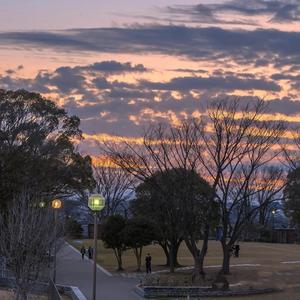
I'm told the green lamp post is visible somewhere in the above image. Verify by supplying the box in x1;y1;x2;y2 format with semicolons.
52;199;62;283
88;194;105;300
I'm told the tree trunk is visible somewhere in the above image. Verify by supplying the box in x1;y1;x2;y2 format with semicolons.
169;239;183;272
169;244;175;273
15;280;28;300
172;241;181;267
159;240;181;268
199;223;210;274
185;240;205;276
114;248;124;271
166;251;170;266
16;288;27;300
160;242;170;266
221;243;231;275
193;254;203;276
185;224;210;277
133;247;142;272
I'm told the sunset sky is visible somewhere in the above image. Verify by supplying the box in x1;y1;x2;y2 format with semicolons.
0;0;300;156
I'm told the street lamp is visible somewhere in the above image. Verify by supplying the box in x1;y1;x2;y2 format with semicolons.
271;209;276;243
272;209;276;230
52;199;62;283
88;194;105;300
39;201;46;208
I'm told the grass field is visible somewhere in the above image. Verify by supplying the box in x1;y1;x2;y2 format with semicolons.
70;239;300;299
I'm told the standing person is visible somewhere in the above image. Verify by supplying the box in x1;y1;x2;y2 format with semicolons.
80;246;86;260
145;253;152;274
88;246;93;260
235;244;240;258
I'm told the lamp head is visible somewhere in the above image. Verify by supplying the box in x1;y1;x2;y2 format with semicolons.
39;201;46;208
52;199;62;209
88;194;105;211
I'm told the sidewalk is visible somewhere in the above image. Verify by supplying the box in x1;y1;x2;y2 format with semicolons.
56;243;142;300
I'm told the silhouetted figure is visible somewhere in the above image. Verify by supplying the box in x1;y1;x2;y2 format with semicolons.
80;246;86;260
145;253;152;274
88;246;93;259
235;244;240;257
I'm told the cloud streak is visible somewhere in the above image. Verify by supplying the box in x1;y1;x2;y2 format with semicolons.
165;0;300;25
0;26;300;69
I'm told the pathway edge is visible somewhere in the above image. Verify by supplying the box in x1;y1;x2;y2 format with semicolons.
66;241;113;277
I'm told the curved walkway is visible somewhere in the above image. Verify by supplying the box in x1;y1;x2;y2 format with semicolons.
56;243;141;300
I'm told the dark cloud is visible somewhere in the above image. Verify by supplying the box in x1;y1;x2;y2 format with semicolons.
0;74;50;93
92;77;112;89
267;97;300;115
5;69;15;75
0;60;148;95
5;64;24;75
107;88;154;99
139;75;281;92
271;72;300;89
271;73;300;81
78;61;147;73
0;26;299;69
165;4;217;24
270;2;300;22
168;68;208;74
166;0;300;25
49;67;86;93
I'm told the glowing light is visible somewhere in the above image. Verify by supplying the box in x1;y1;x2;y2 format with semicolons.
39;201;46;208
52;199;62;209
88;194;105;211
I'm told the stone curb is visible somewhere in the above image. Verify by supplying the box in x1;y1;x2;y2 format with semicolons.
57;284;87;300
136;285;277;298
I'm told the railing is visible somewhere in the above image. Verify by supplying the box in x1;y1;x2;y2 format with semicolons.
49;279;62;300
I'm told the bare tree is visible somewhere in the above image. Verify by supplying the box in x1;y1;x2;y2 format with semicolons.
198;98;285;274
0;190;61;299
282;129;300;170
281;132;300;226
103;97;286;276
103;121;215;274
256;167;284;228
93;158;135;218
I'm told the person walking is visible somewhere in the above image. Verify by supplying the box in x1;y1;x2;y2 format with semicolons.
145;253;152;274
88;246;93;260
235;244;240;258
80;246;86;260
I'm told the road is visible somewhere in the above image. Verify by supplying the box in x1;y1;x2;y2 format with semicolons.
56;243;142;300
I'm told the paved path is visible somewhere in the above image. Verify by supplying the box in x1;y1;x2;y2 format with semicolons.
56;243;142;300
